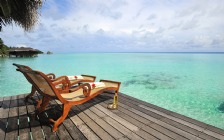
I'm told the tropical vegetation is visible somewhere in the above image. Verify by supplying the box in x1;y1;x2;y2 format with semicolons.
0;38;9;57
47;51;53;54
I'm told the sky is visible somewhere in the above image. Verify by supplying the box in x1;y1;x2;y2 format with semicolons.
1;0;224;53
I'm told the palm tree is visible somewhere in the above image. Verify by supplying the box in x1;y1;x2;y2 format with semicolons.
0;0;42;31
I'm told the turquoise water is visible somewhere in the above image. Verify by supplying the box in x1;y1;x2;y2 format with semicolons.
0;53;224;129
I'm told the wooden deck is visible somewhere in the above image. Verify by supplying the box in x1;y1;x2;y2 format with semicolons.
0;92;224;140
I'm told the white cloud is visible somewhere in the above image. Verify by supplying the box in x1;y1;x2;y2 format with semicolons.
16;44;29;47
1;0;224;52
194;35;214;47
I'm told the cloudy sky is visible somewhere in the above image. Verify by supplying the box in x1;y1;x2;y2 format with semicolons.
1;0;224;53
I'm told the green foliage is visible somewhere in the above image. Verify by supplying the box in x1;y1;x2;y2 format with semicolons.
37;50;43;54
0;38;9;57
47;51;53;54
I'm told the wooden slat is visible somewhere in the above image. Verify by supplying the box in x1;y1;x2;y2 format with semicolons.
95;97;166;140
120;102;198;139
120;93;224;136
47;100;74;140
50;100;88;140
78;101;125;140
0;97;3;107
116;94;223;140
92;99;145;140
17;94;32;140
74;104;115;140
1;92;224;140
5;95;18;140
139;104;223;140
94;103;139;132
0;96;11;116
37;114;59;140
117;96;206;140
33;95;59;140
100;95;191;140
118;94;223;140
117;102;188;140
99;100;175;140
27;104;45;140
100;94;202;140
70;106;101;140
0;96;11;140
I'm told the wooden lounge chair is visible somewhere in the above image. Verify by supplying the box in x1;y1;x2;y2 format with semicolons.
17;68;121;132
13;63;96;101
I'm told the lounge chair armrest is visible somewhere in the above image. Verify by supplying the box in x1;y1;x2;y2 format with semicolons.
51;76;66;82
100;79;121;92
46;73;56;79
81;74;96;81
52;79;64;85
69;83;91;97
52;76;71;90
100;79;121;85
69;74;96;87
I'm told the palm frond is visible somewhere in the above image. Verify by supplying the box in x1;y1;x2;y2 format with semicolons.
0;0;42;31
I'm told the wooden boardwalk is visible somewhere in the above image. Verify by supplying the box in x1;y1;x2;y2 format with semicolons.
0;92;224;140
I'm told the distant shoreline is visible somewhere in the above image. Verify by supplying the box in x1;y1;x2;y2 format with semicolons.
51;52;224;54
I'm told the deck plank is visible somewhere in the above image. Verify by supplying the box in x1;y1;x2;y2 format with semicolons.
31;93;60;140
0;92;224;140
27;103;45;140
75;105;115;140
118;95;212;140
70;106;101;140
100;101;174;140
120;93;224;137
5;95;18;140
91;97;156;140
0;97;4;108
78;102;125;140
96;96;171;140
17;94;31;140
0;96;11;118
48;100;77;140
118;94;222;140
138;102;223;140
92;100;145;140
114;100;188;140
53;99;99;140
52;99;89;140
0;96;11;140
102;93;206;140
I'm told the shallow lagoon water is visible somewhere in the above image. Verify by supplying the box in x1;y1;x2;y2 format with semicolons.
0;53;224;129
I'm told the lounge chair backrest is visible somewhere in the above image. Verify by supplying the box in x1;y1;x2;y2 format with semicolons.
14;65;35;85
13;63;32;70
22;70;56;97
13;63;56;80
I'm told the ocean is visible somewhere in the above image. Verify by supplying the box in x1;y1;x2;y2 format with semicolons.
0;53;224;129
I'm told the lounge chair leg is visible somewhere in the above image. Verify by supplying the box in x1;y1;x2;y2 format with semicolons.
24;86;36;102
50;104;71;132
36;99;42;109
37;96;51;113
107;93;118;110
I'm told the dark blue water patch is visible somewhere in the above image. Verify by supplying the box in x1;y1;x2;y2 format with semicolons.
217;102;224;113
145;84;157;90
123;79;137;86
124;73;177;90
133;74;151;78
